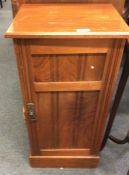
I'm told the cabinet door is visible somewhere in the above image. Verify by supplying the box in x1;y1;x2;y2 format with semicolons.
14;38;125;167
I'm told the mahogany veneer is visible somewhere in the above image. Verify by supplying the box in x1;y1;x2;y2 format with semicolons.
5;3;129;168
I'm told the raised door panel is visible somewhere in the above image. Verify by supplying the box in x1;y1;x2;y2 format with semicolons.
31;53;102;152
27;39;112;156
32;54;106;82
36;91;99;150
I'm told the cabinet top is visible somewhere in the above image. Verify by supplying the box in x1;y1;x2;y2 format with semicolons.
5;3;129;39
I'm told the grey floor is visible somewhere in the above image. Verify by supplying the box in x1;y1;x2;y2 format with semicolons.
0;1;129;175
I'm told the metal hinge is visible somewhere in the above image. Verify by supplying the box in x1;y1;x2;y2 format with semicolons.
27;103;36;121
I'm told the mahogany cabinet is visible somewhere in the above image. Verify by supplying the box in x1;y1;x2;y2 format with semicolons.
5;3;129;168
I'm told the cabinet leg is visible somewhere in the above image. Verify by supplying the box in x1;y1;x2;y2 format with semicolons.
100;42;129;150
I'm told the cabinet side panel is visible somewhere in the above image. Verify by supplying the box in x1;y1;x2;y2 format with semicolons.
92;39;125;153
13;39;40;155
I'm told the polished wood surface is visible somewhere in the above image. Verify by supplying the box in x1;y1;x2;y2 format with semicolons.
30;39;112;54
31;41;107;82
5;3;129;168
5;4;129;39
11;38;125;168
34;81;102;92
11;0;125;16
29;155;99;168
101;41;129;149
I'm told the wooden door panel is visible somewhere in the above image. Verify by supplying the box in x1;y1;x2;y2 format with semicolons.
20;38;120;167
29;39;109;155
36;91;99;150
32;53;106;82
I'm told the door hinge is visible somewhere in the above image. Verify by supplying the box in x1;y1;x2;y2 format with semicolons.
27;103;36;121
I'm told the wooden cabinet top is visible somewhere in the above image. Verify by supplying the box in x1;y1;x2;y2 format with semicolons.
5;3;129;39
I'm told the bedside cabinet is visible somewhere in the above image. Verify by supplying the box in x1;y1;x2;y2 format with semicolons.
5;3;129;168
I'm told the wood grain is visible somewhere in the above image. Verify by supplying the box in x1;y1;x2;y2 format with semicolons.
40;149;91;156
5;4;129;39
32;53;106;82
13;39;40;155
34;81;102;92
91;39;126;153
36;91;99;149
30;39;111;54
12;37;127;167
29;154;99;168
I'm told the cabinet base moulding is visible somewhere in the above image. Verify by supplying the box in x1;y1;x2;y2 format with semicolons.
29;155;100;168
